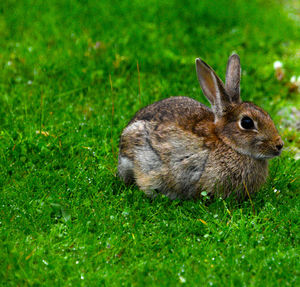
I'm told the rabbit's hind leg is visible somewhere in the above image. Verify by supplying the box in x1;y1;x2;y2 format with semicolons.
134;168;162;198
118;152;162;198
133;136;164;197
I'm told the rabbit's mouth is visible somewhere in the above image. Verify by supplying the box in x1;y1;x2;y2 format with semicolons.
259;148;282;159
249;137;283;159
272;149;282;157
244;146;282;159
269;141;284;157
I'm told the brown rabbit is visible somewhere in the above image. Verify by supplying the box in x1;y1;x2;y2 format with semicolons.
118;54;283;200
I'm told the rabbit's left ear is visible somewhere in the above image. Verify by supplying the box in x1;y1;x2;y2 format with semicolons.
196;58;232;119
225;54;241;103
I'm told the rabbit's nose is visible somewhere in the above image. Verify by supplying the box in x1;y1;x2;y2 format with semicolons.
275;138;284;151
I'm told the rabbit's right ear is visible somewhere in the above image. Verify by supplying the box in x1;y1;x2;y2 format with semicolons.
225;54;241;103
196;58;231;119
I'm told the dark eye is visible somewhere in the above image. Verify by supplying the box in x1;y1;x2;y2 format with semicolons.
240;116;255;130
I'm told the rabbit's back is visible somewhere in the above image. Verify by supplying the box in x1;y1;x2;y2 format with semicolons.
128;96;213;128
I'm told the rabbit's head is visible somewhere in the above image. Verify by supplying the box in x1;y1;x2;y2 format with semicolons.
196;54;283;160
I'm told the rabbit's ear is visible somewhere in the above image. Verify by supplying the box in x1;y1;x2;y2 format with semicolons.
196;58;231;118
225;54;241;103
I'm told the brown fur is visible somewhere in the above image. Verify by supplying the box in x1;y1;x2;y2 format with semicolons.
118;55;283;200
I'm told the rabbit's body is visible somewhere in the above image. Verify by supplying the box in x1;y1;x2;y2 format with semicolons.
118;55;283;200
119;97;268;199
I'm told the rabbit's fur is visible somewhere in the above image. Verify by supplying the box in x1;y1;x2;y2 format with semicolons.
118;54;283;200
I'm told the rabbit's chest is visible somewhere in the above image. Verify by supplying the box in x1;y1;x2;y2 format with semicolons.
200;147;268;196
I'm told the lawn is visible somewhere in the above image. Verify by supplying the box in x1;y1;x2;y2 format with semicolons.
0;0;299;286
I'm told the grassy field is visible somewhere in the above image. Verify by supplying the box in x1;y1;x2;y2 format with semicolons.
0;0;299;286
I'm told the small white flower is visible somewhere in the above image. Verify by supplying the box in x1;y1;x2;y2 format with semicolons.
27;80;32;85
273;61;283;69
81;275;84;280
42;259;48;265
179;276;186;283
290;76;296;83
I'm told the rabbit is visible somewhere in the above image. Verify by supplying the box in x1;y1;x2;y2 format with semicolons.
118;54;284;200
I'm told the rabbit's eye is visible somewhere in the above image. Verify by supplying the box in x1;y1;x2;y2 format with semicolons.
240;116;255;129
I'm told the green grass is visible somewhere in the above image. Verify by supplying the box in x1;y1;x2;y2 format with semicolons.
0;0;299;286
